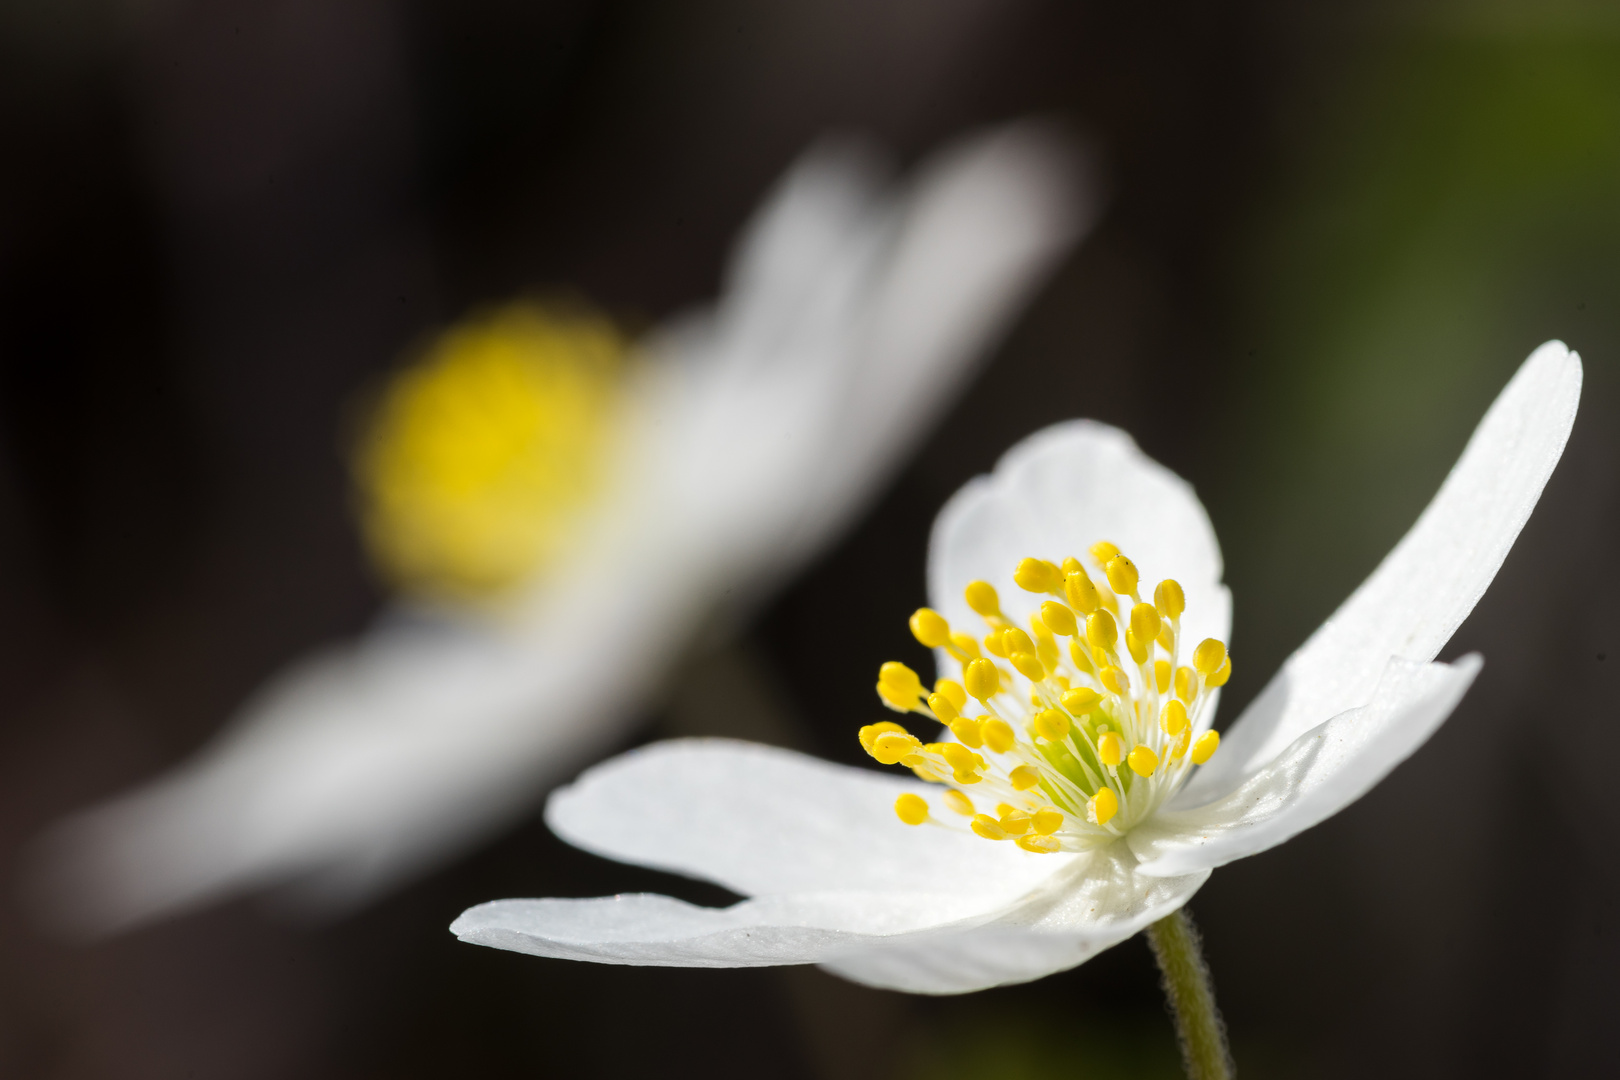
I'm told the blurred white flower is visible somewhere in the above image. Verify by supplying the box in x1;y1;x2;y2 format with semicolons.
34;121;1093;934
453;342;1579;994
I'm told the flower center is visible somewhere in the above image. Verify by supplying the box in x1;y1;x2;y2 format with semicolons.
354;301;626;604
861;544;1229;853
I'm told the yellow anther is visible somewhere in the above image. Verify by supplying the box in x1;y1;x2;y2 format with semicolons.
1089;541;1120;567
1060;686;1102;714
1090;787;1119;826
998;810;1031;836
1036;637;1061;675
1017;834;1061;854
1155;659;1172;694
1032;807;1064;835
1062;556;1083;575
934;679;967;711
942;789;975;816
1064;571;1101;615
1009;765;1042;791
1105;555;1139;596
1097;731;1125;768
1125;628;1150;666
879;661;924;697
1161;699;1189;736
1032;709;1071;742
1130;603;1162;645
909;608;951;649
1192;729;1220;764
910;763;943;782
983;630;1008;658
1014;557;1062;593
1175;665;1198;702
1157;626;1175;651
1084;609;1119;652
970;814;1009;841
894;793;929;826
965;580;1002;619
950;717;985;749
1068;639;1096;675
949;632;981;659
1039;600;1077;637
995;803;1015;817
1100;665;1131;695
1011;650;1046;681
927;692;959;722
871;731;922;765
1170;729;1191;760
964;658;1001;701
1208;655;1233;688
940;743;984;775
1193;638;1227;676
877;680;921;713
998;628;1032;655
1128;744;1160;777
981;718;1016;753
858;721;907;754
1154;579;1185;620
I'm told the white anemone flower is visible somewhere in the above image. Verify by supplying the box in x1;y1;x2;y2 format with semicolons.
35;122;1092;934
453;341;1580;997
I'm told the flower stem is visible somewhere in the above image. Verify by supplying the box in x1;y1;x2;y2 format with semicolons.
1146;907;1233;1080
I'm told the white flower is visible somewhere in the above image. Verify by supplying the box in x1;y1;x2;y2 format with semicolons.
452;342;1581;994
34;122;1092;933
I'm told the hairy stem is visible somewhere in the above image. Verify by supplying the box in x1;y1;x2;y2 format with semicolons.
1146;907;1233;1080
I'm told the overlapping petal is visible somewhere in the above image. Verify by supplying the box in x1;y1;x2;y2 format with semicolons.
1180;342;1580;805
929;419;1230;662
1131;655;1481;877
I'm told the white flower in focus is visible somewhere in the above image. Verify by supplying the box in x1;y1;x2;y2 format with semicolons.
452;342;1580;994
35;122;1093;933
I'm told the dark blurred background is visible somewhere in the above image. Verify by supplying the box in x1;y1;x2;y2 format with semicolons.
2;1;1618;1076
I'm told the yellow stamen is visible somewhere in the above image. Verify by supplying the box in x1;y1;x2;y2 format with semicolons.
1010;650;1046;681
1193;638;1227;676
858;721;907;754
356;301;625;602
1017;834;1061;853
1065;570;1101;614
1009;765;1042;791
1125;628;1150;665
1039;600;1078;637
949;632;981;659
942;790;975;816
894;793;929;826
1085;609;1119;652
1014;557;1063;593
1089;541;1120;567
1130;603;1162;645
949;717;985;749
1090;788;1119;826
1155;659;1172;693
909;608;951;648
1128;744;1160;777
1154;579;1185;620
872;731;922;765
1032;708;1071;742
1161;699;1189;736
1060;687;1101;713
928;692;959;721
965;580;1002;619
1098;732;1125;768
964;658;1000;701
998;810;1032;836
1208;655;1233;687
971;814;1009;841
1192;730;1220;764
1032;807;1064;835
981;719;1016;753
934;679;967;711
1105;554;1139;596
1100;665;1131;695
1175;665;1197;703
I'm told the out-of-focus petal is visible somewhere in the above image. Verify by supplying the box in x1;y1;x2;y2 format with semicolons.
1133;655;1481;877
1179;342;1580;806
547;739;1069;902
929;420;1230;663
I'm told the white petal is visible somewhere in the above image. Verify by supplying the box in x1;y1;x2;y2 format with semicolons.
1179;342;1580;805
451;891;1002;968
822;845;1209;994
453;843;1208;994
31;611;650;934
1131;655;1482;878
547;740;1069;903
929;420;1230;654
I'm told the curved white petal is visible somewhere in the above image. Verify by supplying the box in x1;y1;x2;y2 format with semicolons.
823;845;1208;993
1180;342;1580;805
453;842;1207;994
547;740;1069;902
1131;655;1482;878
929;420;1230;659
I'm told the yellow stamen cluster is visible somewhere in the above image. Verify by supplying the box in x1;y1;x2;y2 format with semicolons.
863;544;1230;851
355;300;626;603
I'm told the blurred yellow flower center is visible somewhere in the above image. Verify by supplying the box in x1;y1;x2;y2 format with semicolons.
355;301;626;603
861;546;1230;852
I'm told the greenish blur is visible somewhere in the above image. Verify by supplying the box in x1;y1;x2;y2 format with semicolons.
1214;9;1620;691
897;1002;1181;1080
